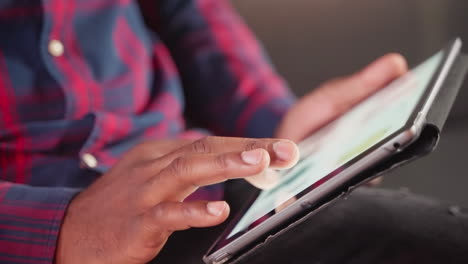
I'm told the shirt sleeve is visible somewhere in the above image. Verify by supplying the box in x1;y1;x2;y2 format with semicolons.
141;0;296;138
0;181;80;264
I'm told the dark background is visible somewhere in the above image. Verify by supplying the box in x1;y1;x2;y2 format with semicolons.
232;0;468;206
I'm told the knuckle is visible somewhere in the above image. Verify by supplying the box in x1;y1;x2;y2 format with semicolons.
152;203;169;219
191;137;211;153
170;156;191;175
181;203;194;218
214;154;230;171
168;156;198;187
244;139;262;151
153;203;192;231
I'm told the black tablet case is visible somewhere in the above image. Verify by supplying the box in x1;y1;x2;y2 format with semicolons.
229;54;468;264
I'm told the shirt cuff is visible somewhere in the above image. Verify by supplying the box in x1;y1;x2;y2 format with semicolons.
0;183;80;264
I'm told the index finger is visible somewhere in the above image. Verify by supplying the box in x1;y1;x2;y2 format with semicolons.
152;136;300;171
144;149;271;202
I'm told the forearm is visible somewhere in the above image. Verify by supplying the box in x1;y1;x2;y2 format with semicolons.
0;181;80;263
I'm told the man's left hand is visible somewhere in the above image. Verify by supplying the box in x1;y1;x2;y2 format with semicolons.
276;53;408;142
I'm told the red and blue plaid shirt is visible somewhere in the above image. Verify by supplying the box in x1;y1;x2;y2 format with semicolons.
0;0;295;262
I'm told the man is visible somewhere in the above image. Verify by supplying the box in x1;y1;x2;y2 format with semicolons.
1;1;467;264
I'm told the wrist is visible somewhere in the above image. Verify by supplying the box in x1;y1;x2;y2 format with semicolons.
55;192;89;264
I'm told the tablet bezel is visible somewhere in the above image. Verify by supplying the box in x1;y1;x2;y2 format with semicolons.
204;38;462;264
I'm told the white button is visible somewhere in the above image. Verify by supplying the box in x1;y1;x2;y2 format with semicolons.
81;153;98;169
48;40;64;57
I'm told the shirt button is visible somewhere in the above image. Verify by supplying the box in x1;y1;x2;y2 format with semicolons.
48;40;64;57
81;153;98;169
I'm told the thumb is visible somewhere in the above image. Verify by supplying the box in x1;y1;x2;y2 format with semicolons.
276;53;408;142
244;169;282;190
336;53;409;108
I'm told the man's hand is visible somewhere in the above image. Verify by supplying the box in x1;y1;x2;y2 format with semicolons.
56;137;299;264
276;53;408;141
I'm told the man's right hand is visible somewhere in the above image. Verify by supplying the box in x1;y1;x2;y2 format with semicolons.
56;137;299;264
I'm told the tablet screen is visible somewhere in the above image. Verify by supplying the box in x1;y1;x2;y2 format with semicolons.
227;51;444;240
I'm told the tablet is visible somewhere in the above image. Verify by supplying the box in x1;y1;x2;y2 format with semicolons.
204;38;463;264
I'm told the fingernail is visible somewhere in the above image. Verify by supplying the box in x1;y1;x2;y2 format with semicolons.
273;141;296;161
241;149;264;165
207;201;227;216
388;53;407;72
364;54;407;80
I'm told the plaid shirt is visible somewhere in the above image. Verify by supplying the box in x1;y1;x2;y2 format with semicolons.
0;0;295;262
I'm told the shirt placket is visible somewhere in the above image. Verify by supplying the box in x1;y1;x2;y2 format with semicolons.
41;0;101;170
